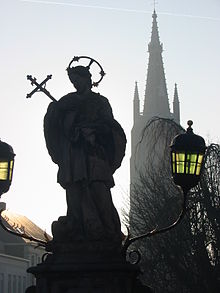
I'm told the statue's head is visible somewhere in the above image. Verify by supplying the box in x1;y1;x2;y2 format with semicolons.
67;65;92;93
67;56;105;90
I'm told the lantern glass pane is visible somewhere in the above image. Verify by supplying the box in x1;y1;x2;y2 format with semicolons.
172;152;176;173
186;153;197;174
9;160;14;180
0;161;9;180
196;154;203;175
176;153;185;173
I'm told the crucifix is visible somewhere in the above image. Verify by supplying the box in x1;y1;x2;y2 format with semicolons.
26;74;57;102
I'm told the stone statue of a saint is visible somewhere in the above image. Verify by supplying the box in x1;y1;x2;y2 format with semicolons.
44;58;126;249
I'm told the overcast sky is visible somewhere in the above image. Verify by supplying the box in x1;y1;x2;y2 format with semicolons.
1;0;219;234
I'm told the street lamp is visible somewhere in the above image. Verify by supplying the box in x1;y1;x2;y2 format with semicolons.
0;139;48;245
170;120;206;194
122;120;206;259
0;139;15;197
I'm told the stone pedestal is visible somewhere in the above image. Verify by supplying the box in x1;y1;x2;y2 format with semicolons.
28;255;140;293
26;217;152;293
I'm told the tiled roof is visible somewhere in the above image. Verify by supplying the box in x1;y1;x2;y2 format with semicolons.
1;210;52;244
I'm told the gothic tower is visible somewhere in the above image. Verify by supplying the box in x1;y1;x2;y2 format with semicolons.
130;10;180;185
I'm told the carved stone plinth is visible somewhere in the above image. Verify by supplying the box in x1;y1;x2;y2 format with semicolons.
26;218;152;293
27;252;148;293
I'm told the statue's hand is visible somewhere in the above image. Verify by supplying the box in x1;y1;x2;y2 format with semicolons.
81;128;96;146
70;127;80;143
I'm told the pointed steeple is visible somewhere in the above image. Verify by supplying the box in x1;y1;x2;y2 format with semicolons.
133;81;140;123
143;10;171;122
148;10;162;52
173;83;180;124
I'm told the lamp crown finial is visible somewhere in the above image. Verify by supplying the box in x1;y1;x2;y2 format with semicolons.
187;120;193;133
187;120;193;127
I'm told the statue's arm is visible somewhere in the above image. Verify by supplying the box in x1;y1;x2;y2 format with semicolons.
97;96;127;172
44;102;62;164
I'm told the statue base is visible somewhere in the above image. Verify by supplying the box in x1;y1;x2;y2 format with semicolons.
26;252;152;293
26;217;152;292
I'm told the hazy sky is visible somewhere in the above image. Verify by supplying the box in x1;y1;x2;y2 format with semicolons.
1;0;219;234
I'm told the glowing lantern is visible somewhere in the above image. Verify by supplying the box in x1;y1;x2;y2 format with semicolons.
0;140;15;197
170;121;206;193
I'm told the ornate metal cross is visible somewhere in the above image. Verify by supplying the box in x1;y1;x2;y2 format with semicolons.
26;75;57;102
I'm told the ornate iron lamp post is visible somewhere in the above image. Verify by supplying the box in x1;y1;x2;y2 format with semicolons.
0;139;15;197
123;120;206;259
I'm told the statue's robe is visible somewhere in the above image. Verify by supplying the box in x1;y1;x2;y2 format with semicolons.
44;90;126;241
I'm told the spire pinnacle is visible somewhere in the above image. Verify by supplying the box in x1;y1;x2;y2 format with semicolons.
174;83;179;102
133;81;140;122
153;0;158;12
148;7;161;50
134;81;139;101
173;83;180;124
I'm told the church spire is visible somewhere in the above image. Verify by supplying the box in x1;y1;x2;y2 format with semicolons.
143;10;171;122
173;83;180;124
149;10;162;50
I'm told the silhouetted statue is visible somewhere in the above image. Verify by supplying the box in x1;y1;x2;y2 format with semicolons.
44;57;126;247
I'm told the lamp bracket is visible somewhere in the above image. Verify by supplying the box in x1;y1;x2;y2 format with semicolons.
122;189;187;262
0;209;48;247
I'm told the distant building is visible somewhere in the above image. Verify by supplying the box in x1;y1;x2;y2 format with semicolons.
0;202;49;293
130;10;181;185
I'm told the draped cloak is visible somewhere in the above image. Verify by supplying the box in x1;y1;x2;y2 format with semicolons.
44;91;126;189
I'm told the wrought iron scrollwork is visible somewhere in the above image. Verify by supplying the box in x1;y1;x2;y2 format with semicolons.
122;190;187;263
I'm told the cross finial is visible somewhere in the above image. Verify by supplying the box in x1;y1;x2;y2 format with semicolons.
152;0;158;11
